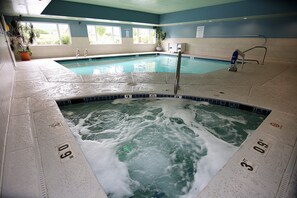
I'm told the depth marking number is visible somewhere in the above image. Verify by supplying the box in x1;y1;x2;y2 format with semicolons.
49;122;62;128
57;143;74;161
240;158;256;172
240;139;270;171
252;139;270;156
270;122;282;129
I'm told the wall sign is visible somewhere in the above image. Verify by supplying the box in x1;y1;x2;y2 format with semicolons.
196;26;204;38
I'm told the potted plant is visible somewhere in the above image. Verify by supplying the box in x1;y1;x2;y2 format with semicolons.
8;15;35;61
154;27;166;51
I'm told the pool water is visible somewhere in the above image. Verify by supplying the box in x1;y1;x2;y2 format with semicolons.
57;55;229;75
60;99;266;198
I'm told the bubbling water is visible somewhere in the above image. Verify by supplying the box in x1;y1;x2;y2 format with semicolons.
61;99;265;198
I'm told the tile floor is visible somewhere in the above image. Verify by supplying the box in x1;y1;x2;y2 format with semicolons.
2;53;297;198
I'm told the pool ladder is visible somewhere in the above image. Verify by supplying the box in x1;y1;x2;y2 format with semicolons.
238;45;267;65
174;51;182;95
76;48;88;58
76;48;80;58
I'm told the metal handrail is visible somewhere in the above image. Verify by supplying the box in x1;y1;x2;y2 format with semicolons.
174;51;182;95
242;46;267;65
238;58;260;65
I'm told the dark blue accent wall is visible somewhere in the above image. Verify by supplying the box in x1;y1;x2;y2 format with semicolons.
163;16;297;38
160;1;297;24
42;0;159;24
6;15;297;39
5;0;297;39
5;16;155;38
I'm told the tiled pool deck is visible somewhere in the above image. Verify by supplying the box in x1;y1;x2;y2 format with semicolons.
3;52;297;197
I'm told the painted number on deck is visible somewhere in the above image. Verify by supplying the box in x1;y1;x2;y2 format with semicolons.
49;122;62;128
252;139;270;156
270;122;282;129
240;158;254;171
57;143;74;161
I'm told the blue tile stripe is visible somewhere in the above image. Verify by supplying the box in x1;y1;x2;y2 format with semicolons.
56;94;271;116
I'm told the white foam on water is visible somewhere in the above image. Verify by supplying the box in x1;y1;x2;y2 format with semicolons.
62;99;260;198
66;120;133;198
181;122;237;198
64;111;74;116
80;141;133;198
215;114;247;125
128;147;171;186
112;98;132;104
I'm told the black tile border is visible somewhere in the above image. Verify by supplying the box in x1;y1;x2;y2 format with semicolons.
56;93;271;116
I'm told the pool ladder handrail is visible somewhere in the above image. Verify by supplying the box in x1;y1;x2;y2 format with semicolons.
84;48;88;57
238;45;267;65
76;48;80;58
174;51;182;95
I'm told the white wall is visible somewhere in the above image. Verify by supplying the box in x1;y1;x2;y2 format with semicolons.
28;38;156;59
162;38;297;64
26;36;297;64
0;29;15;195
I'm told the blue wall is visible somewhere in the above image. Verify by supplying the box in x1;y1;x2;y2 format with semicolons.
163;16;297;38
6;14;297;39
42;0;159;24
5;16;155;38
6;0;297;39
160;1;297;24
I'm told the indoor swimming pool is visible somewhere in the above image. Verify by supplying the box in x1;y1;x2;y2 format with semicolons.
56;54;229;75
59;96;268;198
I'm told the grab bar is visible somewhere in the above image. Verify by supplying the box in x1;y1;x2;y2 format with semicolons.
84;48;88;57
174;51;182;95
242;46;267;65
76;48;80;58
238;58;260;65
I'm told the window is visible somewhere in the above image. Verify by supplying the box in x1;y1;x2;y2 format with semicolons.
87;25;122;44
22;22;72;45
133;28;156;44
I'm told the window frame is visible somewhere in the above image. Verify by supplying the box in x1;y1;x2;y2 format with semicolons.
87;25;122;45
132;27;156;45
21;21;72;46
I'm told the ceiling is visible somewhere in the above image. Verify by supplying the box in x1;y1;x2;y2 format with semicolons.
63;0;243;14
0;0;52;16
0;0;243;16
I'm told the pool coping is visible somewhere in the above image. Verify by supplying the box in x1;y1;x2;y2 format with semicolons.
52;92;297;198
56;93;271;116
56;93;273;197
54;52;230;63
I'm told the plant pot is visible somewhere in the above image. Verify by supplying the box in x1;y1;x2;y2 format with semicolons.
19;52;31;61
156;45;163;51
